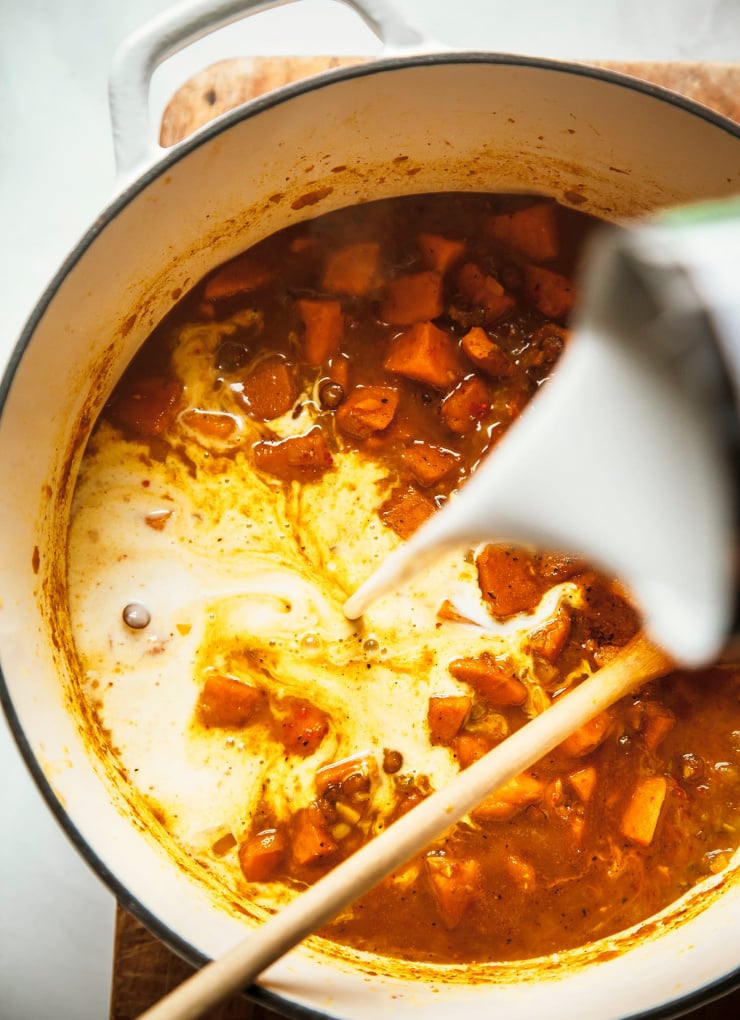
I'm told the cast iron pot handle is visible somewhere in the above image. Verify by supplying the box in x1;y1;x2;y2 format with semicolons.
109;0;433;179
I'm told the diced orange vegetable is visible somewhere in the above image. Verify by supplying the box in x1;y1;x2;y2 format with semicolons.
476;544;544;617
559;710;614;758
528;608;571;663
335;385;399;439
418;233;466;273
425;854;481;928
473;772;545;821
536;551;584;582
401;443;459;487
441;375;490;434
453;731;493;768
321;242;380;296
291;803;338;865
239;357;297;420
505;854;536;890
253;428;334;480
427;695;472;745
621;775;668;847
316;753;377;795
379;484;436;539
238;827;285;881
273;696;328;755
380;270;444;325
203;255;274;301
289;235;318;254
384;321;463;390
448;652;527;706
487;203;559;262
457;263;515;323
296;298;344;365
460;326;513;378
327;354;350;389
544;777;565;810
211;832;238;857
196;673;265;729
106;376;183;438
144;508;173;531
437;600;481;626
528;322;569;380
570;814;586;844
180;408;237;440
524;265;574;320
568;766;597;803
642;706;676;752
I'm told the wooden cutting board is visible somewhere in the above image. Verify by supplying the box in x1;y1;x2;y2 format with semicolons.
111;57;740;1020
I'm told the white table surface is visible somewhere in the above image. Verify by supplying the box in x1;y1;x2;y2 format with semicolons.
1;2;738;1018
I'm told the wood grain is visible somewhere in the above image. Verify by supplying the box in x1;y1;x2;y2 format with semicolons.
111;910;278;1019
158;57;740;148
112;56;739;1020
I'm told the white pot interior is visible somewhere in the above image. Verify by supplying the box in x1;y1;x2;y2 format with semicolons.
1;57;739;1019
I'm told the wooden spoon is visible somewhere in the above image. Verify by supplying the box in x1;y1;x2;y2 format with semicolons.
139;632;671;1020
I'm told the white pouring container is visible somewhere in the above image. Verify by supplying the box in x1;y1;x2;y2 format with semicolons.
1;2;739;1018
345;204;740;668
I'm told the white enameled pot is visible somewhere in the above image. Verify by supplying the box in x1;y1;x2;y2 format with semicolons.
1;2;739;1018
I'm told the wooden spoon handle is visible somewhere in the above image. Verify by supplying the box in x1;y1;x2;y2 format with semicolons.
139;632;671;1020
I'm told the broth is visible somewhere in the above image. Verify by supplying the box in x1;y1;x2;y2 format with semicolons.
67;193;740;963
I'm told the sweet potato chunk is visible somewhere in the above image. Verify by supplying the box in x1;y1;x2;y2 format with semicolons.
239;357;297;420
536;551;585;582
457;263;515;323
527;322;569;383
379;484;436;539
460;326;513;379
296;298;344;365
418;233;466;273
253;428;334;481
559;710;614;758
327;354;350;390
473;772;545;821
238;828;285;882
316;753;377;796
273;696;328;755
441;376;490;434
448;652;527;706
384;321;463;390
203;255;274;301
642;705;676;752
505;854;536;890
427;695;472;745
180;408;237;441
527;608;572;663
425;854;481;929
380;270;444;325
291;803;337;865
524;265;574;321
289;235;318;255
453;731;494;768
621;775;668;847
487;203;559;262
321;242;380;296
106;376;183;438
196;673;265;729
477;544;545;617
568;766;597;803
335;385;399;439
401;443;459;487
